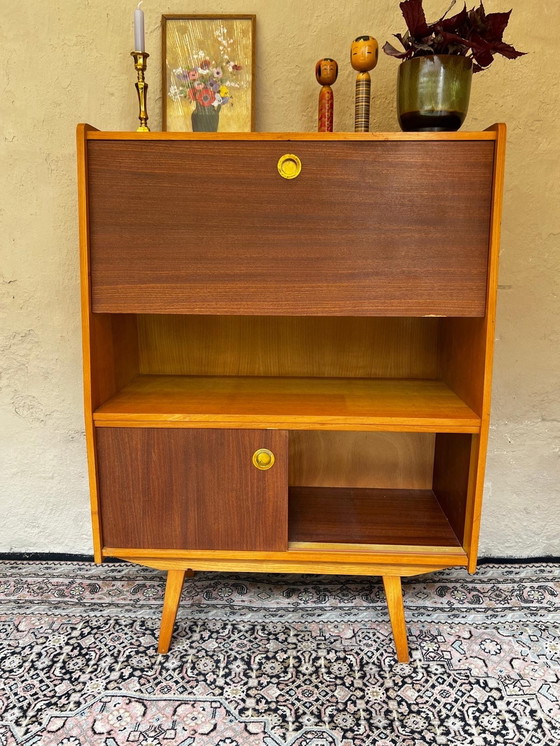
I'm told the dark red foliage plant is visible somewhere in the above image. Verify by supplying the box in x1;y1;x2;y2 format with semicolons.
383;0;526;71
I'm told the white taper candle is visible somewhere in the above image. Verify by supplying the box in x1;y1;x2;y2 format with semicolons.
134;2;145;52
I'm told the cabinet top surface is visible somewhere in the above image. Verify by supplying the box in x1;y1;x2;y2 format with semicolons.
79;124;504;143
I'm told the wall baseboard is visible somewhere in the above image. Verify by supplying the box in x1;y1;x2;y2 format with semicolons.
0;553;123;563
478;555;560;565
0;553;558;565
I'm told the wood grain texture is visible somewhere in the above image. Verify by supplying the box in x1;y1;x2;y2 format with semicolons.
157;569;185;654
111;542;467;575
87;315;117;409
106;545;466;564
466;124;507;573
288;542;462;555
96;428;288;551
87;314;140;410
78;125;505;659
81;312;139;562
87;139;494;316
77;123;104;563
93;375;481;432
137;316;439;379
438;124;506;571
463;434;482;571
439;317;486;416
383;576;410;663
123;557;456;576
432;433;473;544
288;487;461;546
289;431;435;488
111;315;140;391
85;129;499;142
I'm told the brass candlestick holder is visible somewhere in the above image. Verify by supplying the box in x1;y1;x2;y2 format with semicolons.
131;51;150;132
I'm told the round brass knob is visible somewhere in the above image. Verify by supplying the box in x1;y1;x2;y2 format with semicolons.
252;448;275;470
277;154;302;180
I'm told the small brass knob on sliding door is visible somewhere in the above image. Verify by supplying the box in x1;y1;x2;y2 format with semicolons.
252;448;275;470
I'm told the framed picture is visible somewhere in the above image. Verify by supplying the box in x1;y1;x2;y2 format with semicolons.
162;14;255;132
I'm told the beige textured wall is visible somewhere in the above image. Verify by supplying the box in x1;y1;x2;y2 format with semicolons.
0;1;558;556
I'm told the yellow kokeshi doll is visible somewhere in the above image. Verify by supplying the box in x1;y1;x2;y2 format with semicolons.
351;35;378;132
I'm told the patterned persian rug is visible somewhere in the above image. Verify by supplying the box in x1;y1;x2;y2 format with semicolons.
0;560;558;746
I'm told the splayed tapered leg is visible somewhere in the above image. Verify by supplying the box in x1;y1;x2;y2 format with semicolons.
158;569;187;654
383;575;410;663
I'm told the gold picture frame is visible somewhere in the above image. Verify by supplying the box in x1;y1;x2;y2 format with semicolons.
162;14;255;132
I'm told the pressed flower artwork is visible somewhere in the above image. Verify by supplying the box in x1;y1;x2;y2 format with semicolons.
162;15;255;132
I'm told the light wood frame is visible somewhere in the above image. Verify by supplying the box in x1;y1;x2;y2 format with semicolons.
77;124;506;662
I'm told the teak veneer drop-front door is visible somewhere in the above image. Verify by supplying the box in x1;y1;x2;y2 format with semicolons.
78;125;506;662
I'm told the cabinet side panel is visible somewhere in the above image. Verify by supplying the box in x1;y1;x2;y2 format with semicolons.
439;125;506;570
432;434;473;544
96;428;288;551
112;315;140;391
88;140;494;316
88;315;139;409
439;317;486;416
77;124;104;562
466;125;507;571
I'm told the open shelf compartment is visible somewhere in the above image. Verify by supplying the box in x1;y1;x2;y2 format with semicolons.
88;314;486;436
288;486;461;548
93;373;481;432
287;429;473;557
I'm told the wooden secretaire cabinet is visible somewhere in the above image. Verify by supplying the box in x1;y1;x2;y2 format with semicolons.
77;125;506;661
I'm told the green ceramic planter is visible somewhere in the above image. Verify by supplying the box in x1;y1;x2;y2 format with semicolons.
397;55;473;132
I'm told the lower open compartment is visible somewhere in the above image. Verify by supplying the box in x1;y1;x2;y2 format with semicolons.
287;430;473;551
289;487;460;547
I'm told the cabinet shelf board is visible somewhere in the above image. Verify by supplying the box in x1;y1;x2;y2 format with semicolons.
93;375;481;432
289;487;461;548
86;129;499;142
